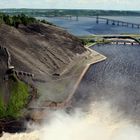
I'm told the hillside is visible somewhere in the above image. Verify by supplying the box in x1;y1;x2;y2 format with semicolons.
0;18;87;113
0;18;88;131
0;23;86;77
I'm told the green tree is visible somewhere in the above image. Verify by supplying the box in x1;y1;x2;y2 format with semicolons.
12;15;21;28
3;15;12;25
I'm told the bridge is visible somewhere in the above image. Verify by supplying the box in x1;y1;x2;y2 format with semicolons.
47;15;79;21
108;40;140;45
46;15;140;29
64;15;79;21
96;16;140;29
61;15;79;21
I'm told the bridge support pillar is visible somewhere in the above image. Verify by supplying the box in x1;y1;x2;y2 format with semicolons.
112;21;115;25
96;16;99;24
106;19;109;24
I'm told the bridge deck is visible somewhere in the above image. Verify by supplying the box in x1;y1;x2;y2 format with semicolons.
98;17;140;26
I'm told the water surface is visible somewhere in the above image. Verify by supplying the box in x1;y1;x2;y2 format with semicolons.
37;16;140;36
73;44;140;122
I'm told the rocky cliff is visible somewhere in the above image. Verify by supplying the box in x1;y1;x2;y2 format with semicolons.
0;21;86;117
0;23;86;79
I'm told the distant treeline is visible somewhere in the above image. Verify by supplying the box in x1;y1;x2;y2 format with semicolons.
0;13;54;28
0;9;140;17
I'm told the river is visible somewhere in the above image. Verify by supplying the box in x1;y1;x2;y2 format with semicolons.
73;44;140;124
37;16;140;36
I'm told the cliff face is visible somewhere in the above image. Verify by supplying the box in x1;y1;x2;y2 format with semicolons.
0;23;86;79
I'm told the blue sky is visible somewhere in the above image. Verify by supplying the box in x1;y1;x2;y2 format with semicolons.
0;0;140;10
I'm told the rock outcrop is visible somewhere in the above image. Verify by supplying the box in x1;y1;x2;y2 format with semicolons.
0;23;86;80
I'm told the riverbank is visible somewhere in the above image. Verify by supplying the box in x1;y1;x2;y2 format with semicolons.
28;43;106;120
64;43;107;105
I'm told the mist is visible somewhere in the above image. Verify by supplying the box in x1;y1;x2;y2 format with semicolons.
1;101;140;140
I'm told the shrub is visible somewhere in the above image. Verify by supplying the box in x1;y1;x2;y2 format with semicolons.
41;19;54;25
80;38;95;45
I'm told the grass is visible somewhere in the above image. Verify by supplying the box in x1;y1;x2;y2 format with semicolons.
0;94;5;118
80;37;111;47
0;76;29;119
80;38;95;45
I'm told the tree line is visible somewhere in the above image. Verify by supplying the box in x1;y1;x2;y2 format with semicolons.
0;13;41;28
1;9;140;17
0;13;54;28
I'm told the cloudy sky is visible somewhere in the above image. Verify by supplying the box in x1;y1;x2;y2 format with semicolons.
0;0;140;10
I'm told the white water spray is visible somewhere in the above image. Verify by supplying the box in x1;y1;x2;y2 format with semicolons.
1;101;140;140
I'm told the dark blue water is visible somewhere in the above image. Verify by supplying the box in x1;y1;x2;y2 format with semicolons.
37;16;140;36
73;44;140;122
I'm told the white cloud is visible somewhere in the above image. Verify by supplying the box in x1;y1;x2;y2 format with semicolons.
0;0;140;10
